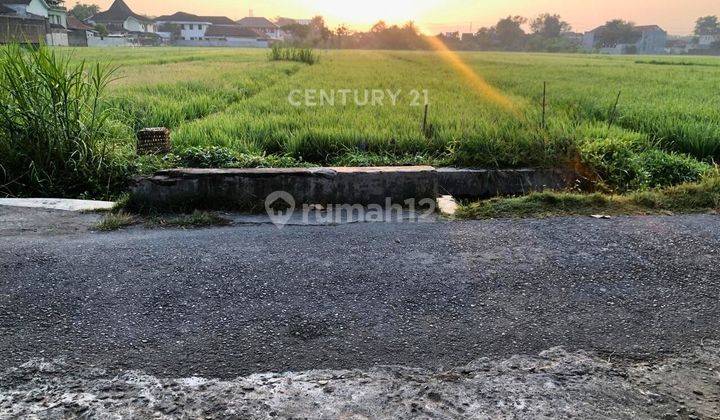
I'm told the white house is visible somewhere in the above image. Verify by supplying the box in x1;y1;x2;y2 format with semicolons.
155;11;235;41
87;0;154;34
698;33;720;49
583;24;667;54
237;16;282;40
203;25;268;47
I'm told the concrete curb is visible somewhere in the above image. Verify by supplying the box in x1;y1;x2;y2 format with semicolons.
0;198;115;212
130;167;579;211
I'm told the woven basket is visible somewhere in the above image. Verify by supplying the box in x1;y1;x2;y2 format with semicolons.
136;127;171;155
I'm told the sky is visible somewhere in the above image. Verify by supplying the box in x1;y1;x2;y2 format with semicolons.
71;0;719;35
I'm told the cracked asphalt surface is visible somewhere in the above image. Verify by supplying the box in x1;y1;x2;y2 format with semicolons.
0;211;719;379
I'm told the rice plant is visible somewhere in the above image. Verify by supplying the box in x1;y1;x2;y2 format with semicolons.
269;44;320;65
0;45;131;198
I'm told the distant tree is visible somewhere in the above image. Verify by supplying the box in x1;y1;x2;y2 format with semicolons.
474;27;495;49
307;16;332;46
530;13;571;38
495;16;526;50
159;23;181;41
400;22;423;49
281;23;311;43
334;24;351;48
694;16;720;35
94;23;108;38
361;20;425;50
370;21;388;34
594;19;640;48
70;3;100;21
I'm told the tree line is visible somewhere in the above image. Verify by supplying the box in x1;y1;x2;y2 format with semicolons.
68;3;720;52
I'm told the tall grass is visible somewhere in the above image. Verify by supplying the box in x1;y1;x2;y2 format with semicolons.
0;45;130;198
269;45;319;65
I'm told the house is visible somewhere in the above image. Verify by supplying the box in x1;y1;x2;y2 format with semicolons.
0;0;68;45
634;25;667;54
0;4;47;45
0;0;66;27
583;24;667;54
236;16;281;40
203;25;268;47
665;37;693;55
275;17;310;27
87;0;154;34
155;11;235;41
461;33;475;43
698;33;720;49
67;14;94;46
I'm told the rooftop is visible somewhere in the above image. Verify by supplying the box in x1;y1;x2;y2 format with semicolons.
90;0;152;24
67;15;93;30
236;17;278;29
155;12;236;26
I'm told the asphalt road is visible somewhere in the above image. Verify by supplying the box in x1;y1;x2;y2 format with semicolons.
1;213;719;379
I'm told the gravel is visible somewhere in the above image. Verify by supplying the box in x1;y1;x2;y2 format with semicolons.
1;343;719;418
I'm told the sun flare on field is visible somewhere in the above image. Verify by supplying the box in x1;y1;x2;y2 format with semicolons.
314;0;440;26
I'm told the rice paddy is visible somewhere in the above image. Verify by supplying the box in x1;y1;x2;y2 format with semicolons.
61;48;720;168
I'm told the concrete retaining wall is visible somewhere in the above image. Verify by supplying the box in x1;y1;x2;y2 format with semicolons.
438;168;578;199
130;167;579;211
130;167;438;211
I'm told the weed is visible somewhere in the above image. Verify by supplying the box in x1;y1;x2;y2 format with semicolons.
96;211;136;231
145;211;231;228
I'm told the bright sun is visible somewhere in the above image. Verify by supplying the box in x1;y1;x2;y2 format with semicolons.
315;0;440;27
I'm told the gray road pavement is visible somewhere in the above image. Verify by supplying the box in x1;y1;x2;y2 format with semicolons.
0;212;718;379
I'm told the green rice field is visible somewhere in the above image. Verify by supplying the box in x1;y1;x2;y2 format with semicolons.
3;46;712;198
64;47;720;166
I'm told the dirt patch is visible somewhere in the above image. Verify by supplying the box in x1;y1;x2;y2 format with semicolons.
1;344;718;419
0;206;102;237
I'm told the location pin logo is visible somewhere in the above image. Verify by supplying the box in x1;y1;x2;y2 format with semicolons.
265;191;296;229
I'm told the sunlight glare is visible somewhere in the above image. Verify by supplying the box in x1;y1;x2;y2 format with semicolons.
314;0;440;26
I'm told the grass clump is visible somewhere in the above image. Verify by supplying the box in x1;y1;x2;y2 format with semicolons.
269;45;319;65
165;146;309;169
95;211;136;231
146;211;231;229
579;136;710;192
457;176;720;220
0;45;131;199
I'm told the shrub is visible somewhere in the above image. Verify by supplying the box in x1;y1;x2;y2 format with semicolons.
636;149;710;189
269;45;319;65
173;146;306;169
177;146;238;168
580;137;710;192
0;45;130;198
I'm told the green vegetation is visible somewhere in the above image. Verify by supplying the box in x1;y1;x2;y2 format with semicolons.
145;211;231;229
2;47;719;201
457;175;720;219
0;45;131;199
97;208;229;231
269;45;320;65
96;211;136;231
